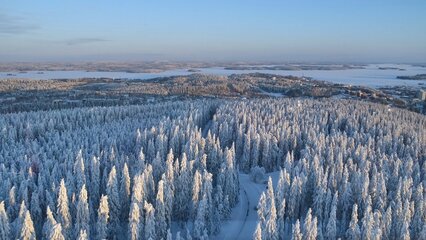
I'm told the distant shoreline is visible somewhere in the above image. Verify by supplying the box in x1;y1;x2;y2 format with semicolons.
224;64;364;71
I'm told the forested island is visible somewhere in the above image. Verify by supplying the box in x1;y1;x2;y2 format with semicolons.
397;74;426;80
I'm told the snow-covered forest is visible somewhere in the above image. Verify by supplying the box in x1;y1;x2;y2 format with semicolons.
214;99;425;239
0;98;425;239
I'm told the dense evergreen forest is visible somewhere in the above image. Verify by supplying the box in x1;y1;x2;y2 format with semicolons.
0;98;424;239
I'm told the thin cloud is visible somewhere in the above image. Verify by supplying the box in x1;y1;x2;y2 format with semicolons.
63;38;108;46
0;12;39;35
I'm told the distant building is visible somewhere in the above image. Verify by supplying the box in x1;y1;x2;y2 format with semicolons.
418;90;426;101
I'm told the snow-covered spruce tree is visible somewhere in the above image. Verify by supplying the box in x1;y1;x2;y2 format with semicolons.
144;201;156;240
257;192;267;230
11;201;26;239
193;197;208;239
371;211;383;240
411;185;424;240
120;162;131;221
29;189;42;238
241;131;251;172
251;133;261;169
192;170;203;219
174;153;191;222
291;219;303;240
128;202;141;240
77;229;88;240
277;197;286;238
56;179;71;239
222;194;232;220
265;177;278;240
201;170;215;235
250;166;266;183
131;174;145;208
303;209;318;240
74;184;90;239
106;166;120;238
136;148;146;176
43;206;57;240
74;149;86;193
325;192;338;240
382;206;392;240
152;152;164;183
142;165;156;206
223;146;239;207
288;175;303;221
97;195;109;240
20;210;36;240
346;204;361;240
7;186;17;221
155;180;167;239
165;229;172;240
0;201;10;239
253;222;263;240
49;223;65;240
90;156;101;210
176;231;183;240
211;186;222;234
163;161;175;227
361;200;373;240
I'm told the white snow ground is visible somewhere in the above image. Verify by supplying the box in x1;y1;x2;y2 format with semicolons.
258;88;284;97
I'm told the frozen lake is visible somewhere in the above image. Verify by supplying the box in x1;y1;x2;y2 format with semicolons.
1;64;425;88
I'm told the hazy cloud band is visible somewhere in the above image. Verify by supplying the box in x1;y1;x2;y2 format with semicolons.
0;13;39;35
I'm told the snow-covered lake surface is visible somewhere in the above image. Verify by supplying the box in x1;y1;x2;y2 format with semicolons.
1;64;425;88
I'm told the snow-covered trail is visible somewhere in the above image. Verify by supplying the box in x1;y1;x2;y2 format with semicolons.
213;174;266;240
202;120;212;138
213;172;280;240
201;106;217;138
212;175;249;240
234;174;265;239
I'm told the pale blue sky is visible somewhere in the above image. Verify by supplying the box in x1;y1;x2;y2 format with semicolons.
1;1;425;62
